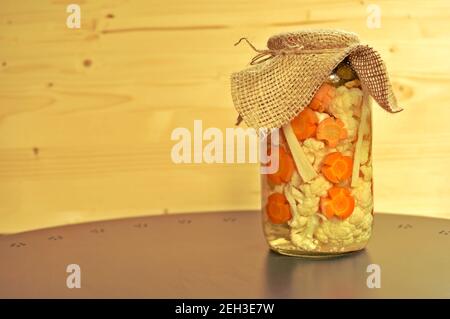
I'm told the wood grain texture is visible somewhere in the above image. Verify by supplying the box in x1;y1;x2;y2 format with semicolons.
0;0;449;233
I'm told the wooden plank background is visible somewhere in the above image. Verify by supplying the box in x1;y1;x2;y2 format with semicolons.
0;0;449;233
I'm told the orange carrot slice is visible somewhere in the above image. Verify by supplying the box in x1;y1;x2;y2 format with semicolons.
320;187;355;220
267;146;295;185
319;198;335;219
290;107;318;141
266;193;292;224
316;117;348;147
321;152;353;183
309;83;336;112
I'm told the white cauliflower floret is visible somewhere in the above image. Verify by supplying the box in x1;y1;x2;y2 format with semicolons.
269;238;291;247
303;138;325;152
300;175;332;198
356;230;371;243
286;176;332;217
328;87;352;115
290;215;319;250
336;139;354;156
348;206;365;225
352;229;363;237
315;227;329;244
289;215;308;229
313;150;327;170
305;215;320;236
285;184;309;228
344;117;359;141
291;232;317;250
290;170;302;187
288;184;320;217
297;196;320;217
361;219;373;231
302;138;325;165
328;86;363;140
289;184;304;199
314;216;373;247
286;185;312;226
302;137;342;170
322;220;355;240
360;213;374;230
351;177;372;209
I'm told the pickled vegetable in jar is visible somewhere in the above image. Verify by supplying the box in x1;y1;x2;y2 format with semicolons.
262;62;373;257
231;30;402;257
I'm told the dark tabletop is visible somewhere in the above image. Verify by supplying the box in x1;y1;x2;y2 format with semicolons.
0;211;449;298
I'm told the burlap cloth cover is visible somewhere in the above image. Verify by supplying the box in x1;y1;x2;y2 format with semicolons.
231;29;402;130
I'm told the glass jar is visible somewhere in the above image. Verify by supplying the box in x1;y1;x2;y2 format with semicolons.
262;61;373;257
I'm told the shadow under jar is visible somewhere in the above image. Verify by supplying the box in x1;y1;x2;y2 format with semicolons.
262;62;374;258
